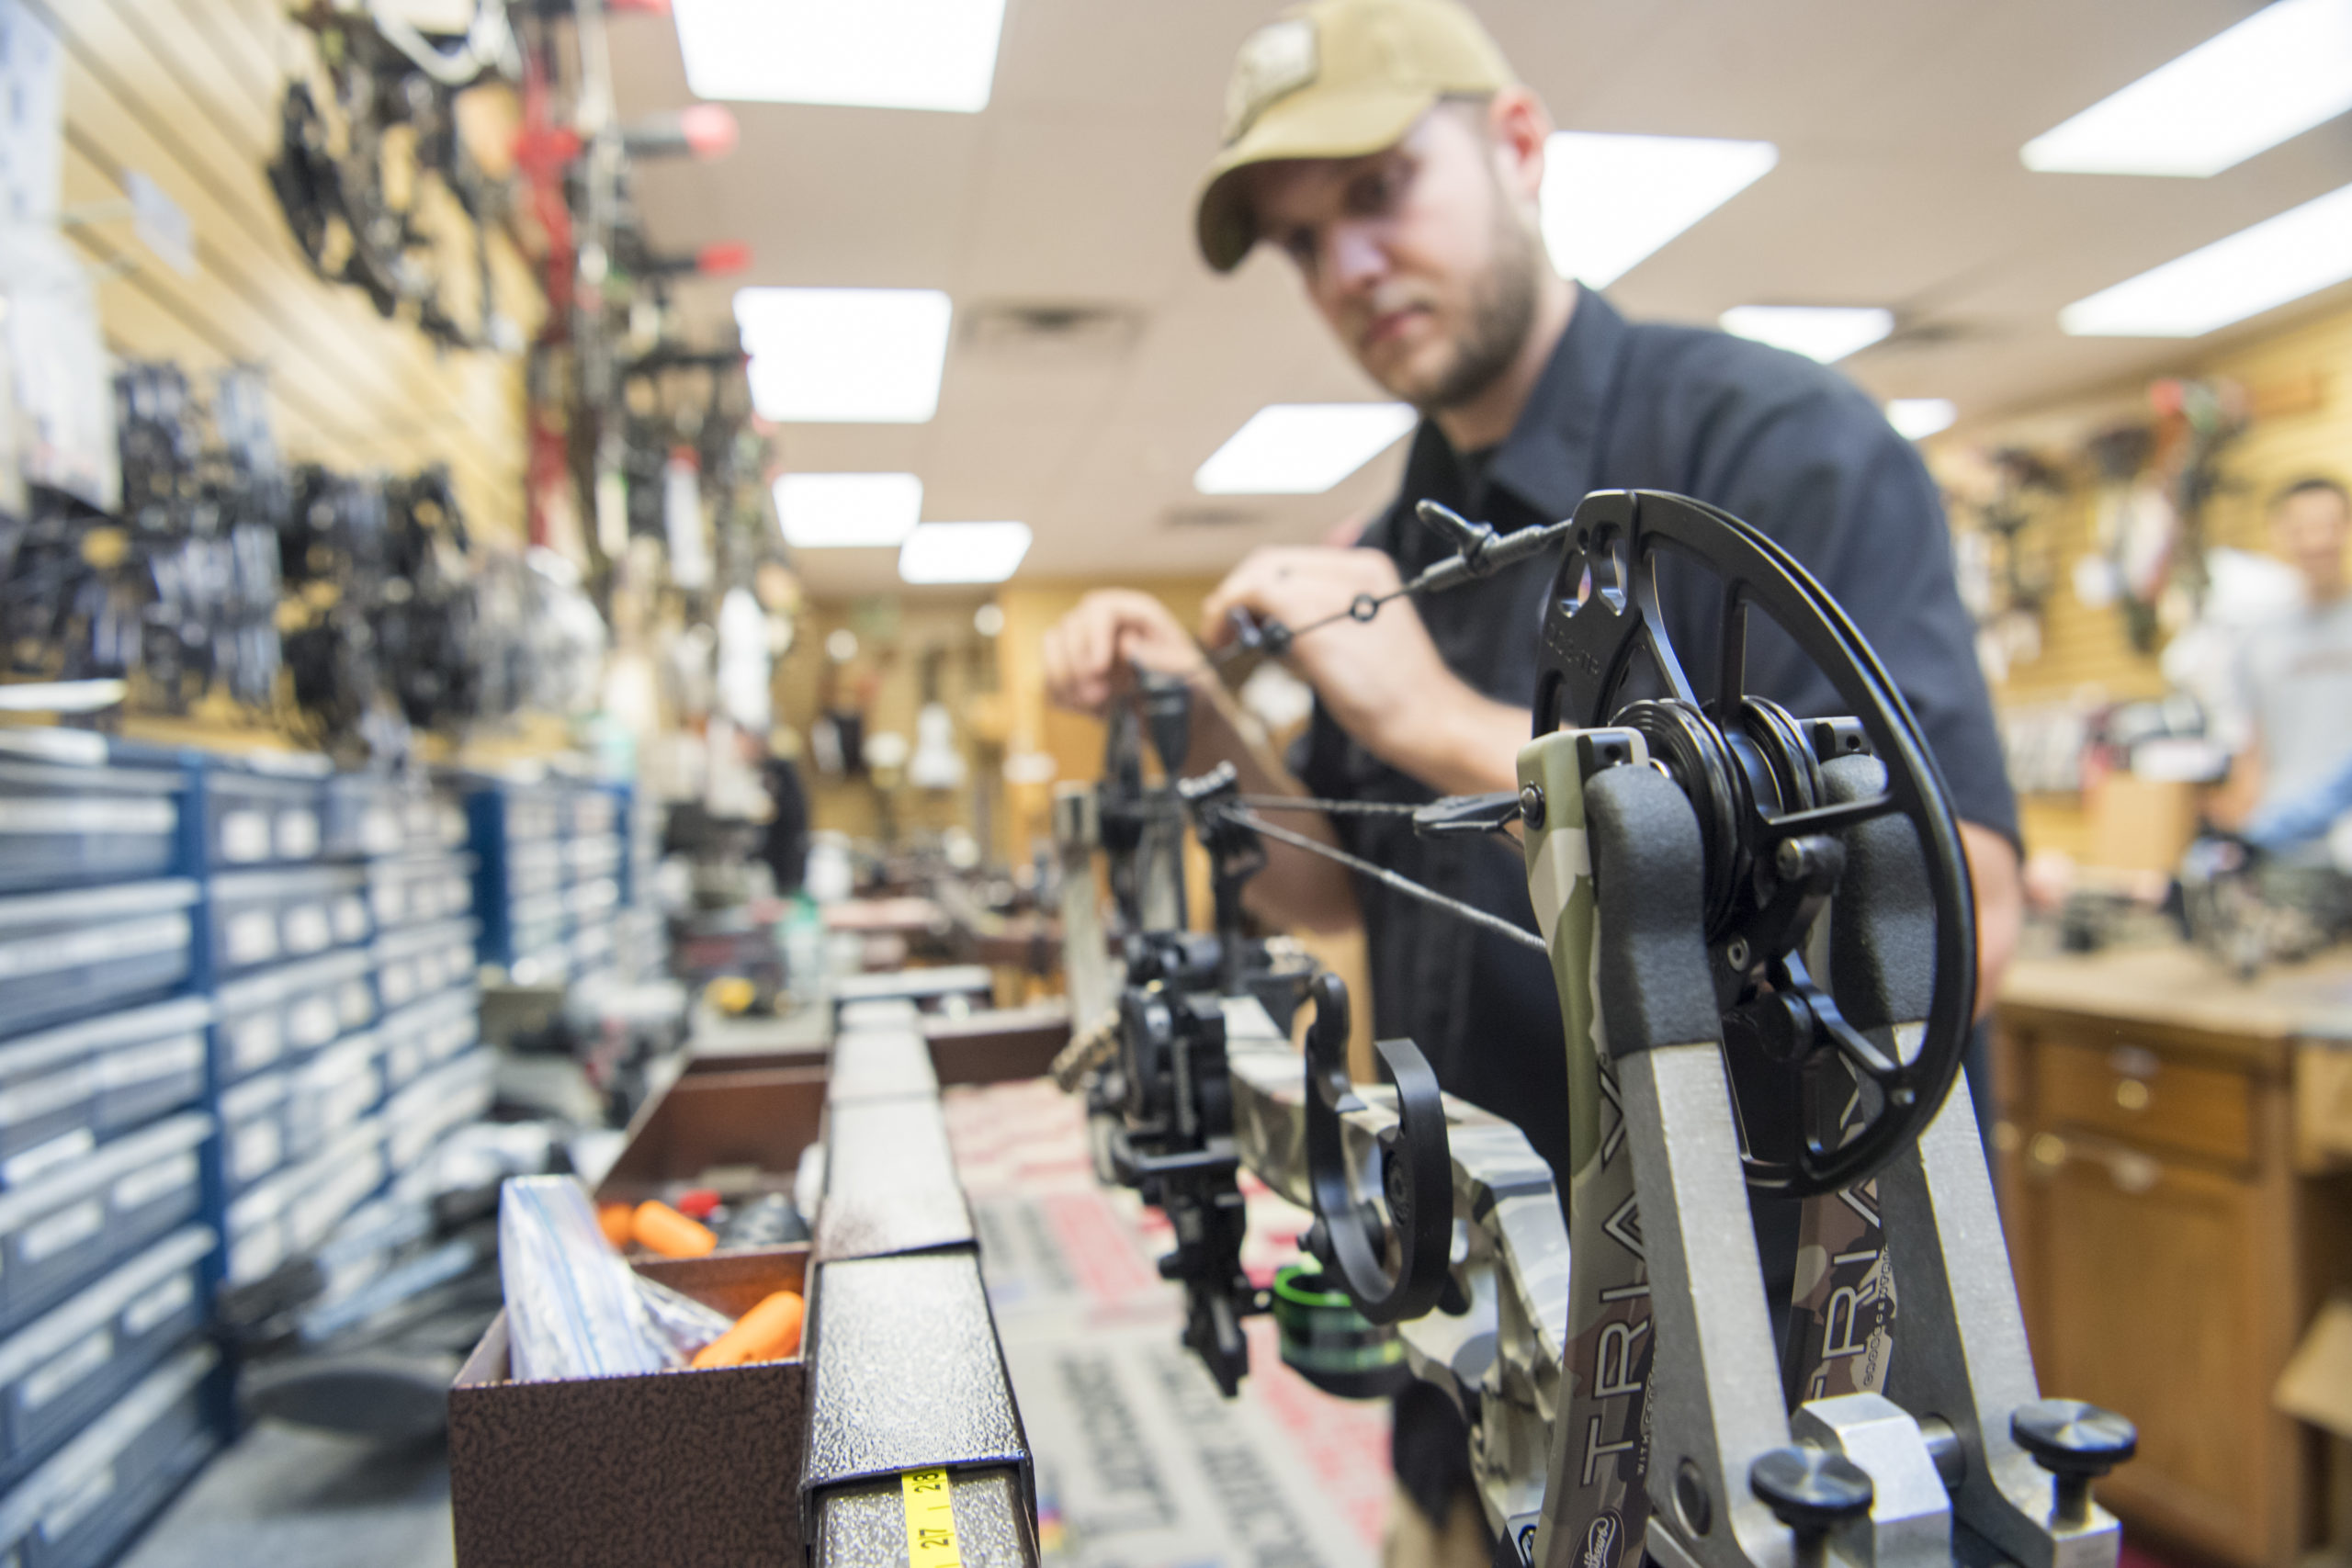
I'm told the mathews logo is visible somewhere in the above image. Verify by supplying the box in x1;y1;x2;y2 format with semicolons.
1580;1510;1623;1568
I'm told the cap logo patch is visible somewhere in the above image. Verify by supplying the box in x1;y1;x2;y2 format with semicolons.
1223;18;1318;145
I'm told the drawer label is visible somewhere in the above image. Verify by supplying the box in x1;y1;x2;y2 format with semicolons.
18;1328;111;1413
37;1460;115;1544
96;1034;204;1089
284;904;332;955
275;809;321;861
287;997;337;1050
230;1121;283;1183
0;1068;93;1128
231;1013;284;1071
220;809;270;863
112;1152;198;1213
224;909;279;967
19;1198;104;1264
121;1272;195;1337
0;915;187;981
0;799;173;836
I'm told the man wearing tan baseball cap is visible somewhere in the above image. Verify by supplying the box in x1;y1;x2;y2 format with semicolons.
1045;5;2021;1560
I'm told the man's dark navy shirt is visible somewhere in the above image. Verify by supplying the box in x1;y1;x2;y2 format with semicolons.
1292;289;2015;1511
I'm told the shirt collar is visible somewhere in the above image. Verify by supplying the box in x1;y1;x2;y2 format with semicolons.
1396;286;1634;530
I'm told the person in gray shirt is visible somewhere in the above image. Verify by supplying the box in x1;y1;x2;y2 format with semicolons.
2220;477;2352;845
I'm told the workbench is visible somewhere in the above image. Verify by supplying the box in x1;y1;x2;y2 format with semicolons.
1996;944;2352;1568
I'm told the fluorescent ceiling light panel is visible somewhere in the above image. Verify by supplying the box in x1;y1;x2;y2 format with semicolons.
1885;399;1958;441
1194;403;1418;495
672;0;1008;113
2021;0;2352;176
1540;132;1778;288
735;288;953;423
2060;181;2352;336
775;472;923;548
1719;306;1895;364
899;522;1033;584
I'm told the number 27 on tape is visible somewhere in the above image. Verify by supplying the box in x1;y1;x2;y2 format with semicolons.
901;1468;960;1568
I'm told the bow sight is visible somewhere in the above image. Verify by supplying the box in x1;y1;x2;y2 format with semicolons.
1057;490;2134;1568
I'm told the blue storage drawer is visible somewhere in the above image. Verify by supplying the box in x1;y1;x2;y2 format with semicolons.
207;867;369;979
217;1070;289;1196
0;1116;211;1337
0;760;182;893
0;998;209;1174
385;1048;495;1171
364;851;476;932
224;1118;387;1289
284;1032;380;1162
0;1228;213;1486
198;763;327;869
377;986;477;1092
0;1342;217;1568
0;885;198;1040
371;918;478;1011
210;950;375;1087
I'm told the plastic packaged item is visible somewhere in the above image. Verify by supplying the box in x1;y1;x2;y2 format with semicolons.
0;882;198;1038
0;756;182;892
498;1177;730;1382
0;1342;219;1568
0;997;209;1168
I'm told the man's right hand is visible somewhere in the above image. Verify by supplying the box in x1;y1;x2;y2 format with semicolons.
1041;590;1203;715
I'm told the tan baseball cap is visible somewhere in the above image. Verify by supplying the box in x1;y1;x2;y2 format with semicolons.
1194;0;1515;273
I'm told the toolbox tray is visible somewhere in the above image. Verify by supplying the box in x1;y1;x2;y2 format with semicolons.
0;758;182;893
594;1067;826;1209
0;1342;219;1568
0;883;198;1039
0;1114;211;1337
0;998;209;1170
0;1226;213;1487
449;1247;808;1568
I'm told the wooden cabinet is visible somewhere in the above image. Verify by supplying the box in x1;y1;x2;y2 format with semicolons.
1996;957;2352;1568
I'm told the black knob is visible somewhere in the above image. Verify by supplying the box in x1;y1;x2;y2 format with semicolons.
2011;1400;2136;1529
1751;1447;1872;1568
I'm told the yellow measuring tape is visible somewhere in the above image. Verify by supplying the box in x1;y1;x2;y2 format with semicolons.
900;1468;960;1568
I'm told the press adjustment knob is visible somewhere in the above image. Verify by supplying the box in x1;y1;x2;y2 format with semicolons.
1751;1447;1873;1568
2011;1400;2136;1529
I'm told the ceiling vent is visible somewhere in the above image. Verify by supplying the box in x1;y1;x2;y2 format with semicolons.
961;300;1144;362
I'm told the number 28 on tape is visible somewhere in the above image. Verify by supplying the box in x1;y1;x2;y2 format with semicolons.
901;1468;960;1568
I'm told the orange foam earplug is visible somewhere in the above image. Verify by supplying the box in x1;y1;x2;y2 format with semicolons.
691;1289;805;1369
597;1203;635;1249
632;1200;717;1258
